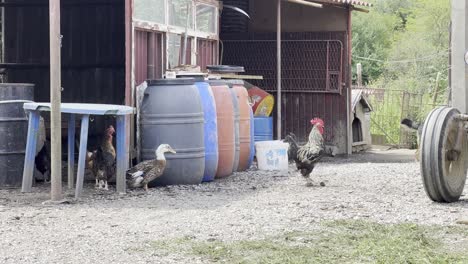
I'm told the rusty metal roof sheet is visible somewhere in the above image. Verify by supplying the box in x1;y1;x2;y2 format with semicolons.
318;0;373;7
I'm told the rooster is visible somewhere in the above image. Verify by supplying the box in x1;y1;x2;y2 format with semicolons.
90;125;116;190
283;118;325;186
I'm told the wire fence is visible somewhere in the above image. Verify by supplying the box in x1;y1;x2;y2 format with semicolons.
355;86;449;148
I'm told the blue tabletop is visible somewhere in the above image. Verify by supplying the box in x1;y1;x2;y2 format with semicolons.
23;102;135;115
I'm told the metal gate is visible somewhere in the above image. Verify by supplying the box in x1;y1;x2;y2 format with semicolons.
223;38;347;147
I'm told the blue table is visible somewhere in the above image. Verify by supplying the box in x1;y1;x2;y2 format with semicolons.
21;103;135;199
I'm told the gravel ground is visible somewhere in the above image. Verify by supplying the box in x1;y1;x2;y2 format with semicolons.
0;149;467;263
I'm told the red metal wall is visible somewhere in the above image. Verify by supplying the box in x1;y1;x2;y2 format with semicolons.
134;30;165;86
197;39;217;70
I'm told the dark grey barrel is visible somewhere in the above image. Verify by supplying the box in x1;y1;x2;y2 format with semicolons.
140;78;205;186
0;100;30;187
0;83;34;101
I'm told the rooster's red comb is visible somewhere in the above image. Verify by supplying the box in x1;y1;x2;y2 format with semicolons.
310;118;324;126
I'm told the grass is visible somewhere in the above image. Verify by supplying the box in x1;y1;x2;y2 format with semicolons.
149;220;468;264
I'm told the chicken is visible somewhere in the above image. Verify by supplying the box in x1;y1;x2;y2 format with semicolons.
126;144;176;191
92;125;116;190
283;118;325;186
34;117;50;182
35;140;51;182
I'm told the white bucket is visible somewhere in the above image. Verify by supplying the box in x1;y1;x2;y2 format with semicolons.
255;140;289;171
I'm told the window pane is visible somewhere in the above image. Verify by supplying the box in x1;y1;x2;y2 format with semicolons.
134;0;165;24
168;33;182;69
196;4;216;33
168;0;193;28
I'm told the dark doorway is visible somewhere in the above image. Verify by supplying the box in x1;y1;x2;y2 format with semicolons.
352;117;363;143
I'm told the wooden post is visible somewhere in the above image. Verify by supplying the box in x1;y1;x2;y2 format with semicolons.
451;0;468;113
50;0;62;201
432;72;441;106
357;63;362;87
276;0;282;140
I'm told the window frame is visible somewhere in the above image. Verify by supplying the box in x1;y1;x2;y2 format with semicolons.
133;0;219;69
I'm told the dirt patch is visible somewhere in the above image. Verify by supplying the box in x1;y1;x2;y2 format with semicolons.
0;150;467;263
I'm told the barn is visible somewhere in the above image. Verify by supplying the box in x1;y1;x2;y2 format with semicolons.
221;0;371;155
0;0;370;159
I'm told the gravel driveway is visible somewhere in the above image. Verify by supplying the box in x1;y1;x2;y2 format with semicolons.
0;149;467;263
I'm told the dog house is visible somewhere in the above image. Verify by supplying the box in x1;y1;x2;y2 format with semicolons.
351;89;372;152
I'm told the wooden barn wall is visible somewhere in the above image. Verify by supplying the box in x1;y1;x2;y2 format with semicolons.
3;0;126;139
222;32;349;153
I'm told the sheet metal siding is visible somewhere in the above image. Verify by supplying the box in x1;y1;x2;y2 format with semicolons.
134;30;164;86
3;0;126;137
223;32;348;147
197;39;217;70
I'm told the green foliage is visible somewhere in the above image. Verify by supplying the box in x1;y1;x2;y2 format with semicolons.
352;0;451;145
353;0;450;91
149;220;468;264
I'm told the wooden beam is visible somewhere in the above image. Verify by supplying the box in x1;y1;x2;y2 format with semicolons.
351;6;369;13
49;0;62;201
0;0;121;7
284;0;323;8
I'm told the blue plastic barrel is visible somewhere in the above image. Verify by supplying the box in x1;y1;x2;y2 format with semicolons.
254;117;273;142
195;81;219;182
247;107;255;168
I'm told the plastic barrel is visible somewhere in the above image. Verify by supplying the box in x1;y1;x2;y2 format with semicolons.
0;83;34;101
140;78;205;186
229;87;240;172
254;117;274;142
247;106;255;168
0;100;30;187
208;80;235;178
195;81;219;182
232;84;251;171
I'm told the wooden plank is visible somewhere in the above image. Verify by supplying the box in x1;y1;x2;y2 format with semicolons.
209;74;263;80
50;0;62;201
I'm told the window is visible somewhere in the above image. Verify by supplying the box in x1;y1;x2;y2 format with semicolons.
167;33;192;68
168;0;193;29
134;0;166;24
133;0;219;69
196;4;216;33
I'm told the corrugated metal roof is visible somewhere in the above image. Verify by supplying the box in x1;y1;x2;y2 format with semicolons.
319;0;373;7
352;89;373;112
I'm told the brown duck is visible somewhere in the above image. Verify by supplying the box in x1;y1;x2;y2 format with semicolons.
126;144;176;191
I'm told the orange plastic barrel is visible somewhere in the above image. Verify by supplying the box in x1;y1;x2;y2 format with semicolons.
208;80;235;178
232;83;251;171
248;87;274;117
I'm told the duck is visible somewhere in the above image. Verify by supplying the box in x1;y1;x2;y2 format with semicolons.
126;144;176;191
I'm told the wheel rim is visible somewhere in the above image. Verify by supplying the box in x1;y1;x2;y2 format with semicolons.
441;115;467;195
420;106;468;202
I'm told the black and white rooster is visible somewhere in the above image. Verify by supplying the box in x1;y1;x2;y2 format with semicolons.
283;118;325;186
